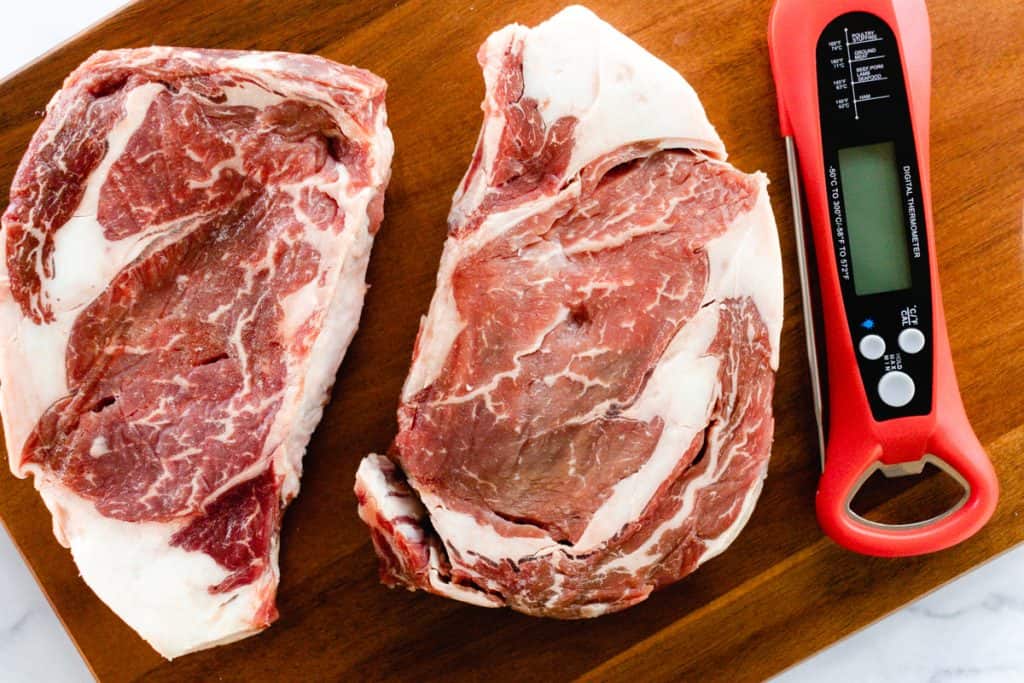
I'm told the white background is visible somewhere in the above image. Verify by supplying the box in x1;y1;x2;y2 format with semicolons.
1;2;1021;682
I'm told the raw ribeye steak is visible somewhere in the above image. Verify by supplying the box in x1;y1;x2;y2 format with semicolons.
0;48;392;657
356;6;783;617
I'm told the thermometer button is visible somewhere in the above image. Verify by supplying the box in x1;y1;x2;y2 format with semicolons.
878;371;915;408
898;328;926;354
858;334;886;360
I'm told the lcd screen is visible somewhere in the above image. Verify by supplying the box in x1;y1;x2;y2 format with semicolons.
837;141;912;295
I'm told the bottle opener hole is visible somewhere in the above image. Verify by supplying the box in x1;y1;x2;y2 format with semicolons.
848;458;969;527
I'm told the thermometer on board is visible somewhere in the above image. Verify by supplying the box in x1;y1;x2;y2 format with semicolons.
767;0;998;556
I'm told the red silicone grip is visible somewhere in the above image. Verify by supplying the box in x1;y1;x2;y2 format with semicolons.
816;418;998;557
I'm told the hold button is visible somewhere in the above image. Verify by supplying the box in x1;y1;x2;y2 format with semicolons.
878;371;915;408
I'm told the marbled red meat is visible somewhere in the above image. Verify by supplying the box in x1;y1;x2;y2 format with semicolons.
0;47;393;657
356;6;783;617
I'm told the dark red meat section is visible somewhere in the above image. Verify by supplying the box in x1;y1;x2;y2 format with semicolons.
455;45;576;236
26;188;319;523
4;50;373;325
171;468;281;598
3;77;127;324
6;49;387;595
398;151;760;545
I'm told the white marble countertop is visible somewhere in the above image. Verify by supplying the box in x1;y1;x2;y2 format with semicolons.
0;2;1020;682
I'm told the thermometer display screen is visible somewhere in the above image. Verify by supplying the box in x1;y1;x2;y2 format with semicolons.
838;141;912;295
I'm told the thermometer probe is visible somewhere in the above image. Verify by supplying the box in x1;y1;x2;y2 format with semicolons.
768;0;998;556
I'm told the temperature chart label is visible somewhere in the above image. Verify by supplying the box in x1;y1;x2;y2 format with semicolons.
823;25;894;120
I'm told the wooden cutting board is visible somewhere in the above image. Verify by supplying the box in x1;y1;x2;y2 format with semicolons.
1;0;1022;680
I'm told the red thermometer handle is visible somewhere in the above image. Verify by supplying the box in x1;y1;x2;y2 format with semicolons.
769;0;997;556
817;408;997;557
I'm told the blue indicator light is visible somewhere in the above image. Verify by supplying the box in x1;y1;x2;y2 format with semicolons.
861;318;875;330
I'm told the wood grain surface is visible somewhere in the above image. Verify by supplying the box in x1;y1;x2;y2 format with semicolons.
1;1;1022;680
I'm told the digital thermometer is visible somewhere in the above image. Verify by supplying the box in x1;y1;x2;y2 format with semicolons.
768;0;998;556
